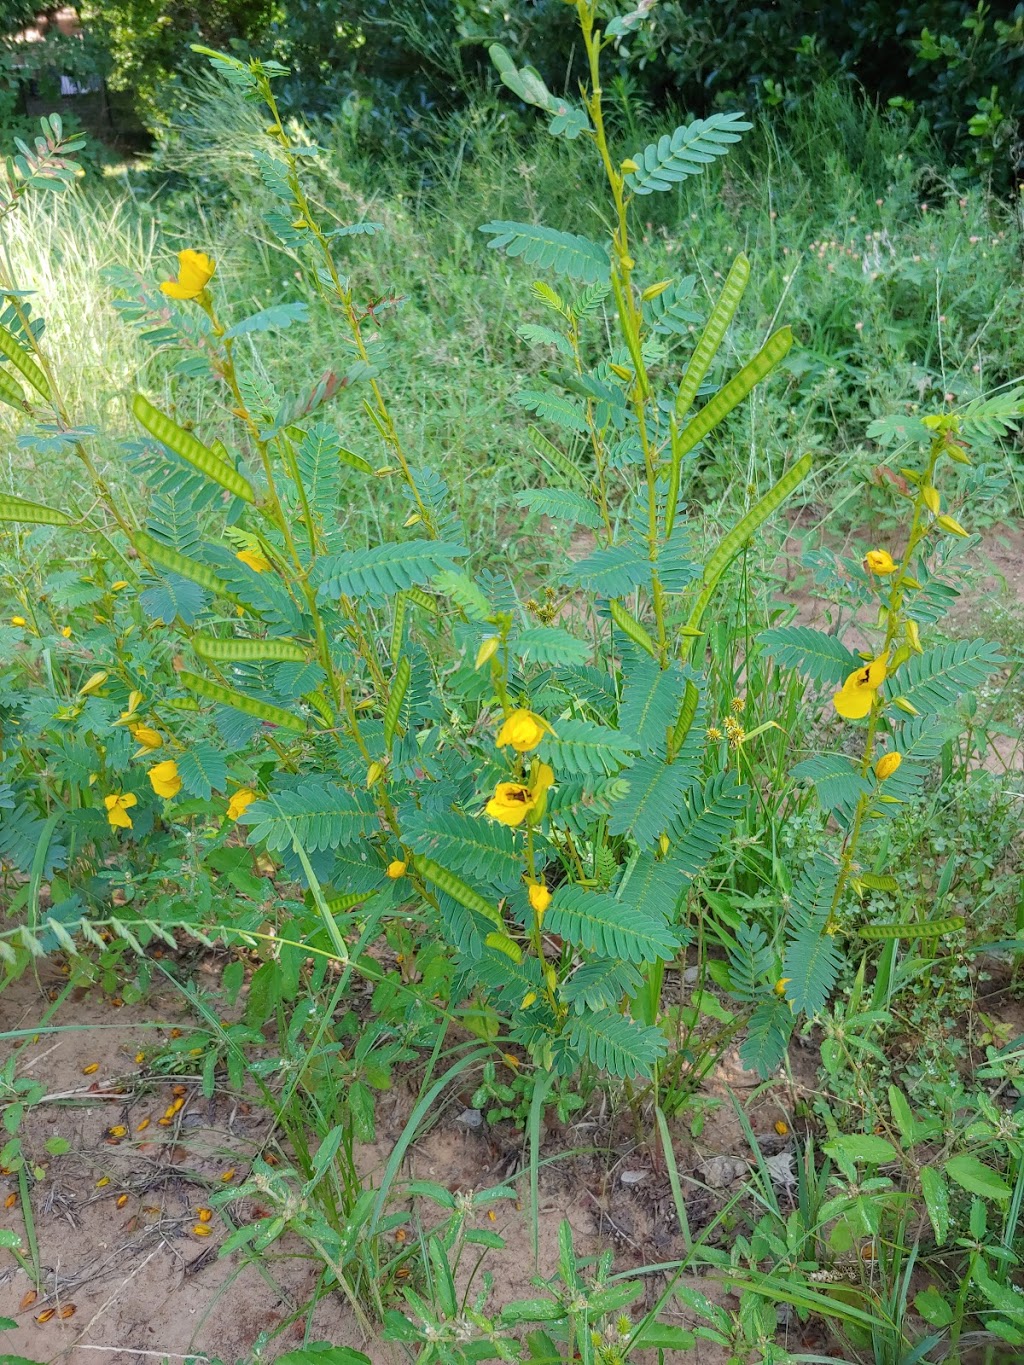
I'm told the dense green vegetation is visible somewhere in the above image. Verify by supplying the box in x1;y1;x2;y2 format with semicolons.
0;5;1023;1363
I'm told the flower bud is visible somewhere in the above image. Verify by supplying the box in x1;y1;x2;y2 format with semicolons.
874;751;902;780
475;636;500;670
386;859;408;879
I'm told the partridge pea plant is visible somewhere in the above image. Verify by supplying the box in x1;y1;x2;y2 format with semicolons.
0;2;1006;1089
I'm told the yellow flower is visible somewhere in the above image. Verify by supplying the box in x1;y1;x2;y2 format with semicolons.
60;626;72;639
10;615;26;626
528;882;552;917
226;788;256;821
129;723;163;752
864;549;898;576
236;547;272;574
874;751;902;780
148;759;182;799
496;709;551;753
774;977;790;996
485;781;536;827
386;859;408;879
833;656;888;721
111;580;128;591
104;792;137;830
160;249;216;301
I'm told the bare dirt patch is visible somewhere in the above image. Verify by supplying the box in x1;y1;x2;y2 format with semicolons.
0;969;807;1365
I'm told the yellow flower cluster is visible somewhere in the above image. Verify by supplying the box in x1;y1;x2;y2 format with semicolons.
485;709;555;827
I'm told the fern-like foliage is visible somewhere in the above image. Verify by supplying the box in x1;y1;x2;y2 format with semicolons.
782;857;841;1016
401;809;523;889
545;884;682;963
516;487;604;529
563;1009;667;1078
479;221;609;283
889;639;1005;714
238;781;377;852
537;718;637;778
617;851;694;927
511;626;590;666
740;1000;794;1077
515;388;590;434
606;756;694;848
619;658;686;754
313;540;466;604
562;541;649;597
666;771;746;874
560;958;644;1014
791;755;872;815
758;626;862;688
624;114;751;195
727;922;776;1004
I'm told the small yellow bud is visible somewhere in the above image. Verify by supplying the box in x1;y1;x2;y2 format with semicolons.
366;761;384;787
864;549;898;576
403;511;421;527
78;670;109;697
658;833;670;856
902;575;922;589
922;485;940;515
640;279;672;301
475;636;500;670
892;696;920;716
943;441;972;464
60;625;72;638
10;615;26;626
608;362;633;382
874;751;902;780
620;158;640;173
906;619;922;653
111;580;129;591
936;513;969;537
774;978;790;996
520;991;537;1010
528;882;551;917
386;859;408;880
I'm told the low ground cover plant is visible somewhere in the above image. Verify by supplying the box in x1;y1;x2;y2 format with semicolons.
1;3;1023;1361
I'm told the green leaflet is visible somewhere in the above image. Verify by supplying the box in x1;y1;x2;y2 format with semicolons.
757;625;862;688
609;599;658;658
133;531;230;595
133;394;256;504
682;452;813;653
563;1009;667;1079
0;494;72;526
857;916;964;940
0;325;51;400
411;854;505;930
672;326;793;463
545;884;681;963
433;570;492;621
0;365;26;408
674;253;750;418
192;635;307;664
478;220;609;285
178;670;307;733
624;114;750;197
383;656;410;748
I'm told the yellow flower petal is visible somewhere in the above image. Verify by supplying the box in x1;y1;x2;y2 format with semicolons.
104;792;137;830
236;547;272;573
160;249;216;301
226;788;256;822
495;709;550;753
485;782;535;827
148;760;182;799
